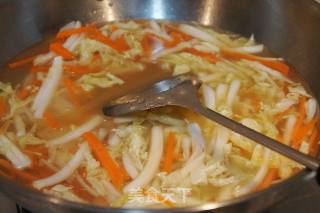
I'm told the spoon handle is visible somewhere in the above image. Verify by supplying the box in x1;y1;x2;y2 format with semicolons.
191;104;319;171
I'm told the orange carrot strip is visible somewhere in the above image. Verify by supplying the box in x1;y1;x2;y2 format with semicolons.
0;159;36;182
291;96;306;147
144;190;176;207
164;24;192;41
255;168;278;191
164;32;183;48
88;29;126;52
309;128;319;155
82;132;124;189
184;48;217;64
17;88;30;100
0;96;8;118
31;65;50;73
162;132;177;173
114;35;130;52
49;43;75;60
220;48;290;75
56;26;96;39
8;55;37;69
43;111;61;129
292;118;317;149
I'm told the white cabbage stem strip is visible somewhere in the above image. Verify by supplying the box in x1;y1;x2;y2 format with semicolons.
182;136;191;160
216;83;227;106
75;174;99;197
48;115;103;146
212;126;230;161
33;143;88;189
187;123;205;150
232;44;264;54
244;60;293;83
59;21;81;32
110;29;126;41
0;135;31;169
180;154;205;177
107;133;121;147
305;98;317;122
113;116;137;124
151;40;197;60
179;24;222;45
202;84;216;111
33;21;82;65
32;56;63;118
283;115;297;145
123;126;164;192
226;79;241;107
149;20;171;41
13;115;26;137
275;98;296;113
101;179;122;202
236;148;271;196
122;152;139;179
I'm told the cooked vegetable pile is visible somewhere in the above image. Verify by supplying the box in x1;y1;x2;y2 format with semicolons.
1;20;319;208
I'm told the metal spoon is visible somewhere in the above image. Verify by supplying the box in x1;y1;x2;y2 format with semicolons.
103;75;320;174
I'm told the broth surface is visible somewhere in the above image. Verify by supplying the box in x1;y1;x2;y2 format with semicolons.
0;20;318;208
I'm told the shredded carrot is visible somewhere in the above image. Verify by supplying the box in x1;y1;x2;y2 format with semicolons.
31;65;50;73
291;96;306;148
220;48;290;75
184;48;217;64
43;111;61;129
255;168;278;191
8;55;37;69
309;128;319;155
49;42;75;60
113;35;130;52
56;26;96;39
87;28;127;52
82;132;124;189
143;189;176;207
164;24;192;41
292;118;317;149
164;32;183;48
0;96;8;118
17;88;30;100
0;159;36;182
162;132;177;173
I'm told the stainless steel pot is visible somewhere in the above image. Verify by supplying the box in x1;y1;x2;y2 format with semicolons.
0;0;319;212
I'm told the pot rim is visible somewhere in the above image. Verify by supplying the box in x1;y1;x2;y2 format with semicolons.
0;169;315;212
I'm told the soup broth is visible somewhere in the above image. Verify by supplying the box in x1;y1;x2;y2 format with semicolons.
0;20;319;208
